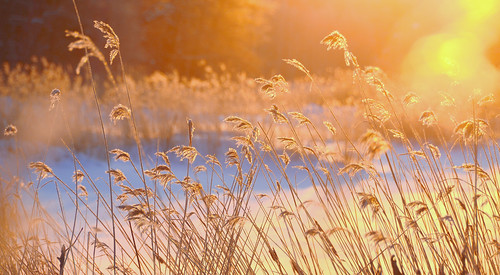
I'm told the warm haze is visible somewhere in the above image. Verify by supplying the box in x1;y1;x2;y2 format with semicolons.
1;0;500;274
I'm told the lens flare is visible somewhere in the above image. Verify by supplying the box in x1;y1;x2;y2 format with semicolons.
402;0;500;95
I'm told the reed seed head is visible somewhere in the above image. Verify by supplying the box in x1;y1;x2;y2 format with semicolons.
110;104;131;125
49;89;61;111
4;124;17;136
29;161;53;179
109;149;131;162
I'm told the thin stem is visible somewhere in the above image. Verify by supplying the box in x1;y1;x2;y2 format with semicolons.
70;1;116;273
473;98;480;273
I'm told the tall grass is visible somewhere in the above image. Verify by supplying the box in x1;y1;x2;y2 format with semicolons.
1;10;500;275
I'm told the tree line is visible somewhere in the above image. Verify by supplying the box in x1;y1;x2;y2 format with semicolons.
1;0;424;77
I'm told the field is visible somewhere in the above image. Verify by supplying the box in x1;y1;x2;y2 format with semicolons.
2;1;500;275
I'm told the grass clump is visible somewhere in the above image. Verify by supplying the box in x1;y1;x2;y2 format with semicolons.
1;8;500;275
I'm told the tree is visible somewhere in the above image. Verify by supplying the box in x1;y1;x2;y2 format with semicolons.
140;0;270;75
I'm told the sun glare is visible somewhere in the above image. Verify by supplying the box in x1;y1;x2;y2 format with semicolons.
460;0;499;23
436;35;479;80
402;0;500;95
3;1;500;274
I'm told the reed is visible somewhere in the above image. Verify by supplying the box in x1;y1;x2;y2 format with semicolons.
1;7;499;274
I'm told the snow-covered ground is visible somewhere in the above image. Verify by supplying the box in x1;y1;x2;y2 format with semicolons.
1;132;488;212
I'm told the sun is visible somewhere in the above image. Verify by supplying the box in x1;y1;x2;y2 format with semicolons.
460;0;499;24
402;0;500;94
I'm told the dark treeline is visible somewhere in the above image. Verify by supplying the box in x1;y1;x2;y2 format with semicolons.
0;0;467;77
2;0;277;76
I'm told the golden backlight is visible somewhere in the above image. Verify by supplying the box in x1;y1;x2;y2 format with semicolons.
4;1;500;274
461;0;499;23
402;0;500;95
